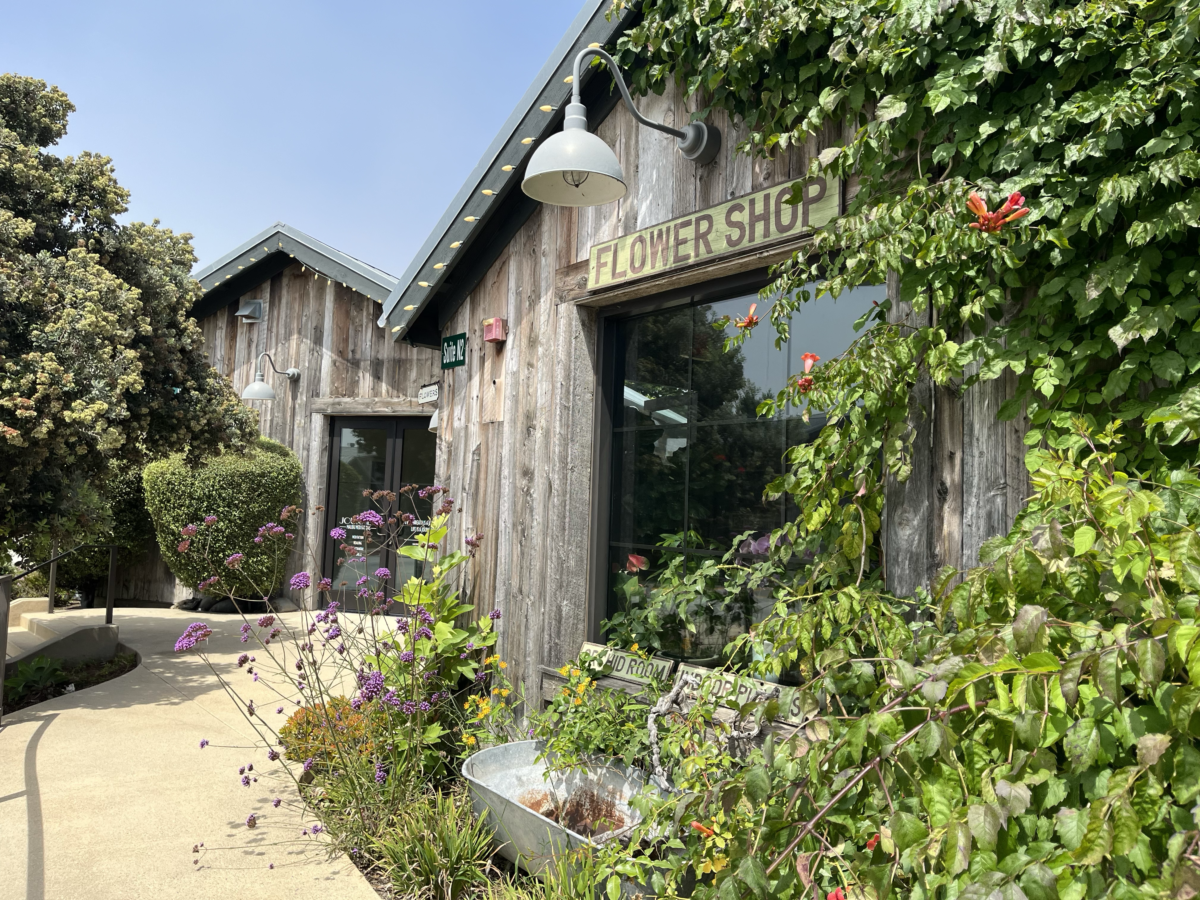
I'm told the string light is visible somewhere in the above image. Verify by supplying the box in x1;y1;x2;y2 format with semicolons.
564;75;573;83
464;216;477;222
404;304;415;311
539;105;554;112
392;325;402;332
521;138;535;145
481;189;495;196
501;165;514;172
433;263;445;269
450;241;462;249
418;281;430;287
588;42;600;48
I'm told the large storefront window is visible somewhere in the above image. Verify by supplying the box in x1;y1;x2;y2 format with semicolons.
604;283;885;659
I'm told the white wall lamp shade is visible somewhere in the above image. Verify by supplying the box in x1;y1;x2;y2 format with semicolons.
522;48;720;209
428;407;439;432
522;103;626;207
240;353;301;401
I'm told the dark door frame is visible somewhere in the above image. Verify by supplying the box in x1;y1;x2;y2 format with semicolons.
321;415;431;610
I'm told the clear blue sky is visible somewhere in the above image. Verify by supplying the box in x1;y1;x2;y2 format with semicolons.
0;0;587;276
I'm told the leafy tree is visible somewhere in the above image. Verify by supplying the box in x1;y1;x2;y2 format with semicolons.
0;74;257;543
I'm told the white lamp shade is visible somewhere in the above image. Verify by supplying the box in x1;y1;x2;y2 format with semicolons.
522;125;626;207
428;407;439;432
241;376;276;401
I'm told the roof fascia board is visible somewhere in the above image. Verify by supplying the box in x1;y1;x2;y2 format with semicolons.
378;0;636;340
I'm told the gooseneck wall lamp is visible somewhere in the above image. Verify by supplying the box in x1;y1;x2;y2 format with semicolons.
241;352;301;401
522;47;721;208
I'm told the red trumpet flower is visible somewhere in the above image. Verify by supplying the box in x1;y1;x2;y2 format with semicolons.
734;303;760;330
828;889;847;900
801;352;820;373
690;820;715;837
967;191;1030;233
866;833;880;851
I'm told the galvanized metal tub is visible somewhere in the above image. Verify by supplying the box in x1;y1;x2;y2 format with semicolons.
462;740;650;876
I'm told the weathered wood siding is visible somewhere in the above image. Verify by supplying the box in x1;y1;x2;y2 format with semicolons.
435;82;866;709
437;83;1030;703
126;262;439;606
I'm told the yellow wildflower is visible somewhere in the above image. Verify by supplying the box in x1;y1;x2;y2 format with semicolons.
570;668;580;677
500;689;509;697
573;697;582;706
699;855;728;874
499;661;507;669
630;643;639;652
576;683;587;694
558;665;569;676
464;734;476;745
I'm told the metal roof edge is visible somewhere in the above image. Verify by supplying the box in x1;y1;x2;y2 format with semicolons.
193;223;399;305
378;0;635;339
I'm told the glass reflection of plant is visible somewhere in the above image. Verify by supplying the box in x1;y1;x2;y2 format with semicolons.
604;529;777;661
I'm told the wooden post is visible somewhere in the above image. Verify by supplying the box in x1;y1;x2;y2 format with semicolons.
47;540;57;615
1;574;11;724
105;546;117;626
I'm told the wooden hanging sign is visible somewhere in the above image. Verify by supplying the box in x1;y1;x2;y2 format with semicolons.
579;642;675;684
586;176;840;291
674;664;818;727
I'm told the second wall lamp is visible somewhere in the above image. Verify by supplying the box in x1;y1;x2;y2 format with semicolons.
241;352;300;401
522;47;721;208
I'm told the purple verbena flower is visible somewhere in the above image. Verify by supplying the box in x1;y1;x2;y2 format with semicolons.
177;539;191;553
225;552;244;568
267;749;279;761
399;650;415;663
488;608;502;621
415;626;433;641
374;567;391;580
246;814;257;828
303;758;315;773
257;614;275;628
237;653;250;668
317;577;332;591
241;775;251;787
289;572;311;591
329;526;347;540
375;760;387;784
203;515;218;526
272;798;281;808
199;739;209;748
357;670;385;703
181;523;198;538
174;622;213;653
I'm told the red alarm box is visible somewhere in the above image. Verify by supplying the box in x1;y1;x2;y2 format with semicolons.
483;317;508;343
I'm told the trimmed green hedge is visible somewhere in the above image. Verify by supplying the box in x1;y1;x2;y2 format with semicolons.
143;438;302;599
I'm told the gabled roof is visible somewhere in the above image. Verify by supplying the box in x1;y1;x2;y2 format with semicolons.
191;222;399;320
377;0;637;345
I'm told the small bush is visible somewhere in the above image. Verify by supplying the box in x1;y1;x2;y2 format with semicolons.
279;697;384;764
143;438;301;598
375;788;495;900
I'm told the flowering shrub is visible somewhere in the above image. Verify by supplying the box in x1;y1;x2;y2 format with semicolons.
277;697;385;764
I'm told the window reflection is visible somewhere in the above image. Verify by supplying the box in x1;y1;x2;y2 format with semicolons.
606;282;884;659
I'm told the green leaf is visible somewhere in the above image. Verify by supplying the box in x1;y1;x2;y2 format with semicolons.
745;765;772;805
943;819;972;875
889;811;929;852
875;95;908;121
737;856;769;900
1112;796;1140;856
1095;650;1122;704
1055;807;1089;850
1013;549;1045;595
1074;808;1113;865
1136;638;1166;689
1060;655;1088;707
607;875;622;900
1136;733;1170;767
1171;684;1200;733
1013;604;1048;654
1151;351;1186;383
967;803;1004;850
1073;525;1097;555
1020;862;1060;900
1063;717;1102;772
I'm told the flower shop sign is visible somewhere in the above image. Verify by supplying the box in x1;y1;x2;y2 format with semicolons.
586;176;840;291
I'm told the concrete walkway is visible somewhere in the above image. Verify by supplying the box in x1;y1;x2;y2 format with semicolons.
0;607;379;900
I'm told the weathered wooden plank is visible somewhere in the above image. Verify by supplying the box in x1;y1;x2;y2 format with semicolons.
883;271;933;597
635;86;676;229
932;380;964;579
961;317;1010;568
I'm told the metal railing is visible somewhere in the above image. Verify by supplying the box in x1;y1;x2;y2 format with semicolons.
1;544;119;724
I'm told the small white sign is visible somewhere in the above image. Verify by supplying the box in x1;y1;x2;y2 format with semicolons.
417;383;439;404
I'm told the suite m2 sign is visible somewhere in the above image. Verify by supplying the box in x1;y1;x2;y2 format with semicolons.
441;332;466;369
586;176;840;291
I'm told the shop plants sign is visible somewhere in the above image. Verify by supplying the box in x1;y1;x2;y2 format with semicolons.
586;176;840;290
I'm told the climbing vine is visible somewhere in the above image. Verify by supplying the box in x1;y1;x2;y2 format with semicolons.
612;0;1200;589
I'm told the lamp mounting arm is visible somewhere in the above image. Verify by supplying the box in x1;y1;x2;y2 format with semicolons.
572;47;686;141
254;352;301;382
570;47;720;164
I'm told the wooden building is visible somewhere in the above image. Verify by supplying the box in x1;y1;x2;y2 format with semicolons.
125;223;440;605
373;2;1031;706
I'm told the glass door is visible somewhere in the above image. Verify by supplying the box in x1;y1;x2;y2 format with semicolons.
323;417;436;610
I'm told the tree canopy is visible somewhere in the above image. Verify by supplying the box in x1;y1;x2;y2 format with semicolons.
615;0;1200;589
0;74;256;543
